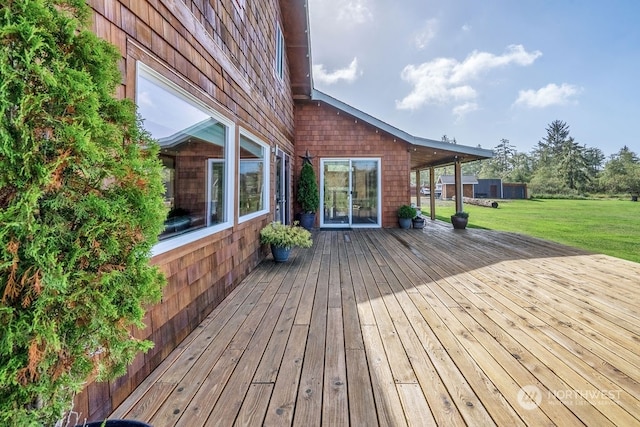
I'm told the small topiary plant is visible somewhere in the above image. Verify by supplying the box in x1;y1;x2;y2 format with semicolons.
0;1;166;425
397;204;418;219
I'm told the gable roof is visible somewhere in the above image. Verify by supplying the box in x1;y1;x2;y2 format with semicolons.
438;175;479;185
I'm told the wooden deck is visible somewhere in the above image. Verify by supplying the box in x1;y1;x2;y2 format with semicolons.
111;222;640;426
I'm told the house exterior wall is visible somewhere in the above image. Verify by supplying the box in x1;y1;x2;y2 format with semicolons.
81;0;296;420
294;101;411;228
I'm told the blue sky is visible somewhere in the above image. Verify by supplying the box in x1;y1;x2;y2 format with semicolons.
307;0;640;158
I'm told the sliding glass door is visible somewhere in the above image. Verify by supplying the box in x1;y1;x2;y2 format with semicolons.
320;158;381;228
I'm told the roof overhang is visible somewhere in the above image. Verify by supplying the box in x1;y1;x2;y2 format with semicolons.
310;90;494;169
280;0;313;100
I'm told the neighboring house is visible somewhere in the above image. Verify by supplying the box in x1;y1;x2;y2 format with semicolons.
437;175;479;199
80;0;492;420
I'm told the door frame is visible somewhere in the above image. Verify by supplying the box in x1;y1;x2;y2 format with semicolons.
274;148;290;224
319;157;381;228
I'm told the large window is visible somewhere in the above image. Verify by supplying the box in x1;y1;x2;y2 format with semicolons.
239;132;268;220
136;64;234;253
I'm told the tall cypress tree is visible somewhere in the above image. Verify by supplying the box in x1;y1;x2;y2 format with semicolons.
0;1;166;424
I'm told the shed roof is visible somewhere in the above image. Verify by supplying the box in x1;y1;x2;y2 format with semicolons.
438;175;479;185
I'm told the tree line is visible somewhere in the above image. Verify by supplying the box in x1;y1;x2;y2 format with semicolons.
462;120;640;197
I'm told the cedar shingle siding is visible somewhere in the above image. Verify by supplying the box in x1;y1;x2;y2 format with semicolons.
80;0;294;420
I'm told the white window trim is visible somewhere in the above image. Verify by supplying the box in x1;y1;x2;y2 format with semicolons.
275;22;285;81
238;128;270;224
136;63;236;256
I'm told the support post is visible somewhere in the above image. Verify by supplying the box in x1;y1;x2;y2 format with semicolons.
416;170;422;209
454;159;463;213
429;166;436;220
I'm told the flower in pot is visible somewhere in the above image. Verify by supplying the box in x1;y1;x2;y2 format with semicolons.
296;158;319;230
397;204;417;229
260;221;313;262
451;211;469;229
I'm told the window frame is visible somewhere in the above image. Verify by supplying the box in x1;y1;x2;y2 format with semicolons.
135;63;236;256
275;22;285;81
238;128;270;223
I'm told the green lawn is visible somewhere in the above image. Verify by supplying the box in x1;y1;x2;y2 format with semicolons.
422;199;640;264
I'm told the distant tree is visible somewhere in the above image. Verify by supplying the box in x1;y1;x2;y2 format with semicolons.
509;153;534;183
600;146;640;195
557;138;589;190
532;120;570;167
478;139;519;180
494;139;516;173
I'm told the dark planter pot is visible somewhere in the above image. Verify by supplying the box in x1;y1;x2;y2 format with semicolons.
398;217;412;229
451;216;468;230
299;212;316;230
75;420;152;427
270;244;292;262
632;195;638;202
412;217;425;229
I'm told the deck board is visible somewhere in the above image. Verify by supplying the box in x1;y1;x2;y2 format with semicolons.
111;223;640;426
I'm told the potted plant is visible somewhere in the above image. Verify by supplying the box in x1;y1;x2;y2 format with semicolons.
0;2;166;425
397;204;417;229
260;222;313;262
297;156;319;230
451;211;470;229
412;210;426;229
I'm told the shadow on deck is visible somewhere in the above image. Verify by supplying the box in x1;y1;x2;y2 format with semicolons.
111;221;640;426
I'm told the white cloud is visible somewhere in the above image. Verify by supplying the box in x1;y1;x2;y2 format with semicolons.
451;45;542;83
396;44;542;111
313;58;361;85
514;83;582;108
414;18;438;50
462;24;472;32
337;0;373;24
453;102;479;120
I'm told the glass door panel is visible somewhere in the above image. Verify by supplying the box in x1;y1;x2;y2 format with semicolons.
351;160;379;225
322;160;350;225
321;158;380;227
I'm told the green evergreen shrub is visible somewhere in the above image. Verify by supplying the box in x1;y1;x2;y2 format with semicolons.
297;162;319;213
0;1;166;424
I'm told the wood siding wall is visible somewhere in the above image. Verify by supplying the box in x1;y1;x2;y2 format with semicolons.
80;0;296;421
294;101;411;228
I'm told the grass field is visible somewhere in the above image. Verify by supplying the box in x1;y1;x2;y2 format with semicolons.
419;198;640;264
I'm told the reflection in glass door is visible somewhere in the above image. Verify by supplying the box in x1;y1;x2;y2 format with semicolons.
321;158;380;228
275;150;290;224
